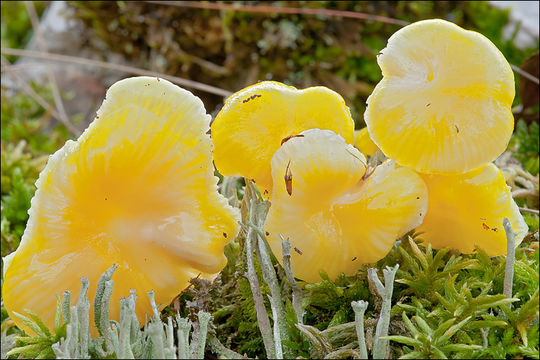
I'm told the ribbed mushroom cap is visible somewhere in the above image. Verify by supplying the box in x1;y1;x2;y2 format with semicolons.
211;81;354;197
416;163;528;255
264;129;428;282
2;77;240;335
365;19;514;174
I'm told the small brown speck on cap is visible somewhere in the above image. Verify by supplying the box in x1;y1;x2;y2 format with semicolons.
281;134;304;146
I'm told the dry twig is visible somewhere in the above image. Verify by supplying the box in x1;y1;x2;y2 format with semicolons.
510;63;540;85
1;48;232;97
1;56;64;125
146;1;410;26
1;62;46;73
519;207;540;215
24;1;77;135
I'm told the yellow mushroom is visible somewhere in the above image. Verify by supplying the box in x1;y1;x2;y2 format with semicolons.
353;127;379;157
365;19;514;174
416;163;528;255
211;81;354;197
2;77;240;335
264;129;428;283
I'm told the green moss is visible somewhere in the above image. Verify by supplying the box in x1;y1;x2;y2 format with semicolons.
0;1;48;63
1;88;71;155
510;120;540;175
1;85;71;259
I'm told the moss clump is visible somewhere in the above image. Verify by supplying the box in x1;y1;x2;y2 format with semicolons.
1;87;71;259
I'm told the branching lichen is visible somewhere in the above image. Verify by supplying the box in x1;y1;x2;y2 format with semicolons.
368;264;399;359
351;300;368;359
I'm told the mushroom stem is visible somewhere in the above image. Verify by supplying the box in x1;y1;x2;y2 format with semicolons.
368;264;399;359
281;235;305;325
245;195;276;358
503;218;516;304
351;300;369;359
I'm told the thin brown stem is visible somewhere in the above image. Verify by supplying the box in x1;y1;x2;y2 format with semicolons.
1;56;64;126
519;207;539;215
1;48;233;97
24;1;77;134
146;1;410;26
512;188;538;199
1;63;46;73
510;63;540;85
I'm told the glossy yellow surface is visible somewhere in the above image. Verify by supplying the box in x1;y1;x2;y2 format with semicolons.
354;128;379;157
417;163;527;255
2;77;240;336
365;19;514;174
264;129;428;283
211;81;354;197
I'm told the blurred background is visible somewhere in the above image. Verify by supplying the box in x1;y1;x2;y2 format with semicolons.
2;1;538;129
1;1;539;257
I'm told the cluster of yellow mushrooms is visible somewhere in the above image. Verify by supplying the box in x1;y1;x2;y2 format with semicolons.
2;19;528;335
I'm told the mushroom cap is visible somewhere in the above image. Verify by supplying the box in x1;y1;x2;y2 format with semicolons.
2;77;240;335
365;19;514;174
211;81;354;197
416;163;528;255
353;128;379;157
264;129;427;282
